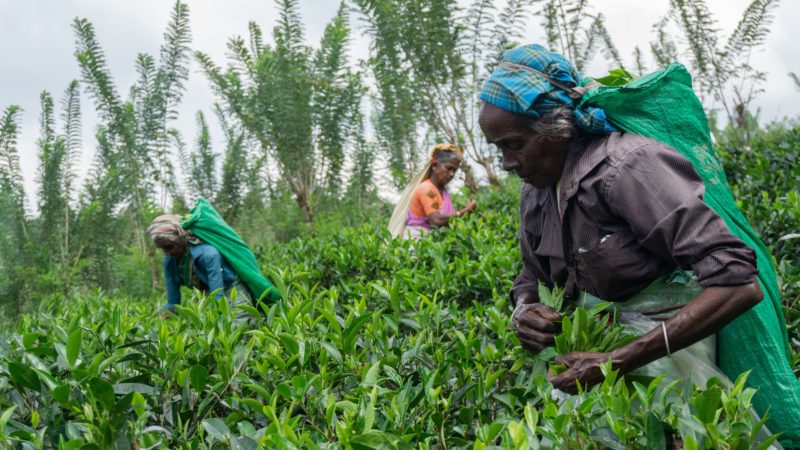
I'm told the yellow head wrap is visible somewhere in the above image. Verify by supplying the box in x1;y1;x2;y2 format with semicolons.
429;143;464;161
388;143;464;238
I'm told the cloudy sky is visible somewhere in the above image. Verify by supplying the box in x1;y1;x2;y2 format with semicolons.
2;0;799;211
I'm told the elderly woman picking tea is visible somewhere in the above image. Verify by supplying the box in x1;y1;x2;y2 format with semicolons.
478;44;800;445
388;144;477;239
147;215;252;321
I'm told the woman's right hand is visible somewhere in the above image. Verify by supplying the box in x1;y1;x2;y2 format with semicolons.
464;200;477;214
512;303;561;352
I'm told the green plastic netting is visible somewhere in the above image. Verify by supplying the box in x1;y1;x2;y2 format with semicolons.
181;198;281;304
581;63;800;444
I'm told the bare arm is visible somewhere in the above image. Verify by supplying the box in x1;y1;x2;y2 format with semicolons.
549;281;763;392
614;281;762;374
427;201;477;227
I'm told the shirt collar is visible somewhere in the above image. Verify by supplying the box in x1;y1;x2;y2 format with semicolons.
557;135;609;207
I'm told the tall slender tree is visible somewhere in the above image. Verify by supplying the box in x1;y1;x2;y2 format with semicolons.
197;0;363;234
61;80;82;264
34;84;83;291
358;0;583;191
0;105;29;313
214;105;249;223
188;111;217;201
36;91;68;264
539;0;623;72
73;0;191;287
0;106;27;243
667;0;779;143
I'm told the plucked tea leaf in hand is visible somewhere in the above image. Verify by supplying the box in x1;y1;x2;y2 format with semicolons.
537;282;564;312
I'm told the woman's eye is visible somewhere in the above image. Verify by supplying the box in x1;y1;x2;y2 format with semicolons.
505;141;523;151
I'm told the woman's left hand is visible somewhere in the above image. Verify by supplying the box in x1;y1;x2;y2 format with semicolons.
548;352;616;394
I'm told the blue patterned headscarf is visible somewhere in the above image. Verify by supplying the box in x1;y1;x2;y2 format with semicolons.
480;44;617;134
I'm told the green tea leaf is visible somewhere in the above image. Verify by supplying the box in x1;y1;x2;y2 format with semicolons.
66;328;82;368
53;384;70;404
537;282;564;312
350;431;401;450
112;383;157;396
363;362;380;387
202;418;230;442
595;67;635;86
8;362;41;391
22;333;38;349
0;406;16;430
319;341;342;363
87;377;115;410
189;364;209;392
278;333;299;355
691;385;722;424
343;313;372;352
644;413;666;450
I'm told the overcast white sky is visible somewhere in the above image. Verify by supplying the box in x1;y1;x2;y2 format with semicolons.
2;0;799;212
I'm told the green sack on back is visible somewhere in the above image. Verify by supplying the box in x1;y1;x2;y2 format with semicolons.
181;198;281;304
581;63;800;445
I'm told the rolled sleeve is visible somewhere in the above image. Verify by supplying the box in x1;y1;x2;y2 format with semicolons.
197;248;226;300
415;184;443;216
604;142;757;287
511;185;547;306
163;257;182;308
511;249;540;306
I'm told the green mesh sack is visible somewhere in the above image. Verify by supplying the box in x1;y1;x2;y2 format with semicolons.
181;198;281;304
581;63;800;445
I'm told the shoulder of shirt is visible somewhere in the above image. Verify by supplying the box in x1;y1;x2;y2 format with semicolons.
190;243;221;259
520;182;535;198
520;183;547;209
600;132;678;166
414;179;438;195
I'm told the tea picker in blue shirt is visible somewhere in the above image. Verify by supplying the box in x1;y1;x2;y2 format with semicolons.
147;214;252;320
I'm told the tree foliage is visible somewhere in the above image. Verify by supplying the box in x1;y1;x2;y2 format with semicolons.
211;105;250;223
538;0;623;72
73;0;192;287
357;0;625;191
36;91;68;263
1;0;794;320
667;0;779;142
197;0;364;234
188;111;217;201
790;72;800;91
0;105;28;313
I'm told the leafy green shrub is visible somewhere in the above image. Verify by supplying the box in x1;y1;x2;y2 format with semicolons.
717;121;800;260
0;181;780;449
717;121;800;365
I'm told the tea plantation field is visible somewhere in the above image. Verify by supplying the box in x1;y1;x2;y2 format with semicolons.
0;185;796;449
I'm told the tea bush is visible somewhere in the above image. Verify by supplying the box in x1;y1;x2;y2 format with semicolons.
0;180;786;449
717;122;800;365
718;122;800;261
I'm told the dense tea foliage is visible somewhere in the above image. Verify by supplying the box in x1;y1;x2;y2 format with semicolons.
0;182;786;449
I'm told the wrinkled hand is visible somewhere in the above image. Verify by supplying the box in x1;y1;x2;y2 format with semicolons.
464;201;477;213
548;352;614;394
512;303;561;352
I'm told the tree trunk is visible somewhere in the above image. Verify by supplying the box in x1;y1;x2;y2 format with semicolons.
150;248;160;290
478;157;501;188
294;188;317;237
460;163;479;196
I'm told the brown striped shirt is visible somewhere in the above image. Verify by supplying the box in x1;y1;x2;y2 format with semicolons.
511;132;757;305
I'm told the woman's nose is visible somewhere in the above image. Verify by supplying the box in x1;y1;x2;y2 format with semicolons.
502;155;518;172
